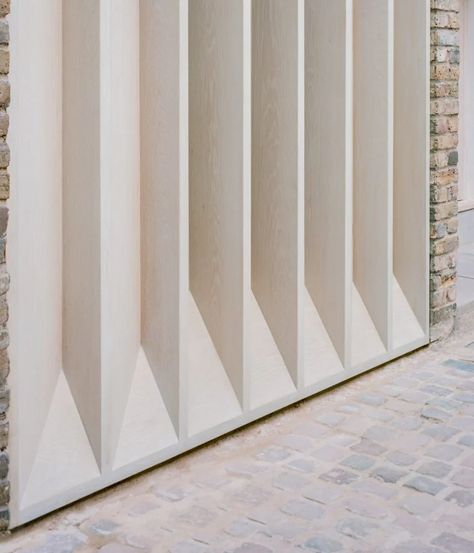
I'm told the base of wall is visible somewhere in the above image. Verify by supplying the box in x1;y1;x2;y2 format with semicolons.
430;315;456;342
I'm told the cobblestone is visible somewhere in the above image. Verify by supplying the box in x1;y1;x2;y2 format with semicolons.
4;310;474;552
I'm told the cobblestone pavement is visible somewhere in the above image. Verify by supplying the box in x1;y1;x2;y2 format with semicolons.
4;311;474;553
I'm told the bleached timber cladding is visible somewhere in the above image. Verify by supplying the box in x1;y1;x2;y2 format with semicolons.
8;0;429;527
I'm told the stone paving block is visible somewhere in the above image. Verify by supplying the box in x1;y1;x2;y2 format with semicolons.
350;438;387;456
450;467;474;487
450;415;474;431
363;425;395;443
443;359;474;373
393;512;429;537
425;443;463;461
294;422;330;440
380;384;404;397
420;384;452;397
385;451;417;467
415;460;452;478
444;489;474;508
438;512;474;533
422;425;460;442
461;453;474;468
421;406;451;423
312;445;346;463
411;370;436;381
276;434;313;453
426;397;461;412
336;517;379;539
343;495;388;519
340;453;375;471
397;390;431;404
353;478;398;500
452;392;474;404
225;462;267;479
177;505;215;526
399;492;441;516
386;399;420;414
89;520;120;536
302;484;342;505
327;433;358;448
127;498;159;517
256;448;291;463
225;519;259;538
123;533;154;549
356;393;386;407
152;486;188;502
22;533;87;553
319;468;359;485
340;417;374;436
233;485;272;505
272;472;309;491
286;458;314;473
280;498;324;520
232;544;273;553
457;434;474;447
398;432;431;451
261;519;306;541
371;466;407;484
315;412;346;428
303;536;343;552
337;403;360;414
390;416;422;431
98;545;139;553
392;541;445;553
404;476;446;496
365;407;394;422
431;532;474;553
396;377;421;388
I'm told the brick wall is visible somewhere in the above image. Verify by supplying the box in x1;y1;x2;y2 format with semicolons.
430;0;460;340
0;0;8;531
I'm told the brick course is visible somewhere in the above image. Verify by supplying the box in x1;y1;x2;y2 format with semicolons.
430;0;460;340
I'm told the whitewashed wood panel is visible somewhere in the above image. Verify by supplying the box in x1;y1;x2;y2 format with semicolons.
8;0;429;527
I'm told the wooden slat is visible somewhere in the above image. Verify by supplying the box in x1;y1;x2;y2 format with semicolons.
100;0;141;467
189;0;244;404
8;0;63;506
251;0;300;384
353;0;393;350
305;0;351;367
393;0;429;334
62;0;102;464
140;0;184;433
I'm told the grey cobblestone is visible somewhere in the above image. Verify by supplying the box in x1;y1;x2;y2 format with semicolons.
450;467;474;487
302;485;342;505
350;438;387;456
336;517;379;539
385;450;417;467
431;532;474;553
371;466;407;484
416;460;452;478
426;443;463;461
340;454;375;471
404;476;446;496
303;536;343;552
422;424;460;442
444;489;474;507
319;468;358;485
457;434;474;447
280;499;324;520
